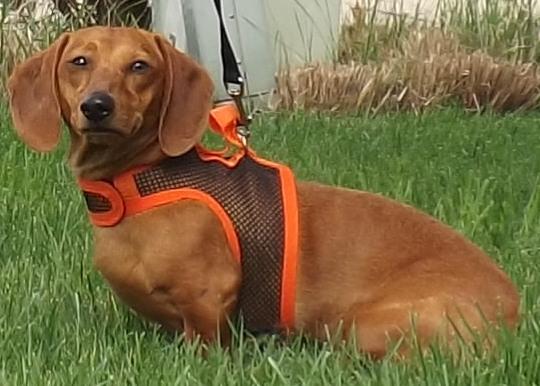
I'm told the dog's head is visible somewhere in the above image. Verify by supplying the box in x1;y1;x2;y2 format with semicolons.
8;26;214;163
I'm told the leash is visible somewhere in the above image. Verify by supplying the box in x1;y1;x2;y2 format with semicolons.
212;0;251;146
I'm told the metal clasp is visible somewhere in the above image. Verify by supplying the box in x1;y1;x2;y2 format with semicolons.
226;78;251;147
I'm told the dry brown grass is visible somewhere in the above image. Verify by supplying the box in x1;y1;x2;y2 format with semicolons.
274;0;540;114
274;30;540;114
0;8;65;94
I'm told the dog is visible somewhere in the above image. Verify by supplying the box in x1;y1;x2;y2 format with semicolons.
7;26;519;359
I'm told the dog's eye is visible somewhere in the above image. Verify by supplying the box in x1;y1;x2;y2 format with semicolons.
71;56;87;66
131;60;149;73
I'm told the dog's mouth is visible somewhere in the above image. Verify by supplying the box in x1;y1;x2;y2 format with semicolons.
81;128;126;137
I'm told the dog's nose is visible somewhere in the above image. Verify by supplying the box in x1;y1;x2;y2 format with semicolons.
80;92;115;122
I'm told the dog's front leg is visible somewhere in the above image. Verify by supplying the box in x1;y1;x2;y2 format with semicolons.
180;290;237;348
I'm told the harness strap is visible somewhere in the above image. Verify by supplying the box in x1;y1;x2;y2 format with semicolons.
208;103;244;149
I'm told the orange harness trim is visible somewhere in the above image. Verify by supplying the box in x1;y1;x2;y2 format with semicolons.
78;104;299;333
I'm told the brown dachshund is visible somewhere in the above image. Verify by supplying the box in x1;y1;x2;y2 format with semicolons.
8;26;519;359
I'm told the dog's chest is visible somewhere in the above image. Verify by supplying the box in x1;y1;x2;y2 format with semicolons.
90;214;191;328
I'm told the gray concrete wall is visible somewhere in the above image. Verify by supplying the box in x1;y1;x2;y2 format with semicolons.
265;0;341;66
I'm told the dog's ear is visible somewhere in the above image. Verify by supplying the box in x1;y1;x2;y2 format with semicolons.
155;35;214;156
7;34;70;152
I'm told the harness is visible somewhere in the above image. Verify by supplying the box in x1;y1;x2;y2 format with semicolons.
78;104;299;334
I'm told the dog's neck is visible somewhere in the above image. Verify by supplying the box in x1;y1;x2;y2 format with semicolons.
68;129;166;181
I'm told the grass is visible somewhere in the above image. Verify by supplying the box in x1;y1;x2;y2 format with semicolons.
276;0;540;113
1;104;540;384
275;35;540;114
338;0;540;64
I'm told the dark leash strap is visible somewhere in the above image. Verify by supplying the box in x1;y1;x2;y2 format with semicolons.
212;0;251;143
212;0;243;92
